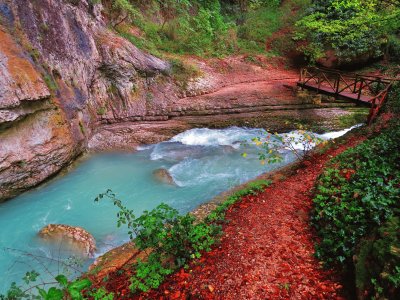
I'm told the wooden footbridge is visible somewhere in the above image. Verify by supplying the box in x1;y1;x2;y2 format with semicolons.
297;67;396;124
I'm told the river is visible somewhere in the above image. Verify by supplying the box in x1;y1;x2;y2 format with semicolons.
0;125;360;292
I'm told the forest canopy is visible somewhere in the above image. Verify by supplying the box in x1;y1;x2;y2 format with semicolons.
295;0;400;63
96;0;400;64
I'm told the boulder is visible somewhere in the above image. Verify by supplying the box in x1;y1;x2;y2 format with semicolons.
153;168;176;186
38;224;96;257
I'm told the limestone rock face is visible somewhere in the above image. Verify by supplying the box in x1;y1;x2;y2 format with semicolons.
0;26;81;201
39;224;96;257
0;29;50;127
0;0;173;201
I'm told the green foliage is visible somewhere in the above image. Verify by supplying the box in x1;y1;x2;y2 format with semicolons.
159;3;236;56
355;217;400;299
295;0;400;63
104;0;308;57
42;74;58;93
95;180;269;293
337;108;369;128
111;0;141;23
88;287;114;300
311;121;400;296
387;35;400;62
385;83;400;114
237;4;283;53
169;58;202;89
129;253;173;293
95;190;219;292
0;272;113;300
96;106;107;116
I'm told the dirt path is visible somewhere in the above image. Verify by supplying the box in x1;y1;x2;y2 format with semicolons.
133;137;364;300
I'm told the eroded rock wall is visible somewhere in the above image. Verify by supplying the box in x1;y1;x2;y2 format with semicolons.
0;0;174;201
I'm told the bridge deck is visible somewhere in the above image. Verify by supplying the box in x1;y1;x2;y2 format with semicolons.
297;82;372;105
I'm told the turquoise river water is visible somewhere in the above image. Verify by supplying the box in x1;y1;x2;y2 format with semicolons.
0;126;359;292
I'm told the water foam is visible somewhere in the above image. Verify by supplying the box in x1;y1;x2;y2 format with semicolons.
319;124;363;140
170;127;265;147
280;124;363;151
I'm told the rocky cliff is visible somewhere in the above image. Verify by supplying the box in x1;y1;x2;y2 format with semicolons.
0;0;175;201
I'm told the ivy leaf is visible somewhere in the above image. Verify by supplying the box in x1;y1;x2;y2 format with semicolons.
55;275;68;287
46;287;63;300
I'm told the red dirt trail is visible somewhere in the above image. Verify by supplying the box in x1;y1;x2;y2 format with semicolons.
106;136;365;299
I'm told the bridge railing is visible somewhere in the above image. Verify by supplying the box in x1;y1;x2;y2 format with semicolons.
299;67;395;124
299;67;392;101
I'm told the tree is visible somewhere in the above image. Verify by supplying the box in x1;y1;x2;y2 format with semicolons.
295;0;400;63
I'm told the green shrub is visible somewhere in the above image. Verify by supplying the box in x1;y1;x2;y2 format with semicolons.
311;122;400;297
129;253;173;293
238;5;282;52
169;58;202;89
384;83;400;114
312;125;400;266
107;0;309;57
95;192;220;293
387;35;400;62
355;217;400;299
295;0;400;63
0;273;114;300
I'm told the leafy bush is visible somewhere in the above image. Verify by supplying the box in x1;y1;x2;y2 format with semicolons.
95;191;220;293
0;273;113;300
355;217;400;299
384;83;400;114
237;4;282;53
104;0;310;57
311;123;400;297
387;35;400;62
312;125;400;265
168;58;202;89
295;0;400;63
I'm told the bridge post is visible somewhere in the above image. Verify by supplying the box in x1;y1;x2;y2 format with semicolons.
353;75;359;93
335;73;340;95
375;78;382;94
317;70;321;93
357;78;364;101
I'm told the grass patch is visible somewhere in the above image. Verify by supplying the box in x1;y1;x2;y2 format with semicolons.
338;108;369;128
169;58;202;89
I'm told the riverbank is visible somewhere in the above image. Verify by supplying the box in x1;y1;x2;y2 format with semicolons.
87;124;369;299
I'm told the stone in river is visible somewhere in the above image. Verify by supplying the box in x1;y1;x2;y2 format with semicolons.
39;224;96;257
153;168;177;186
